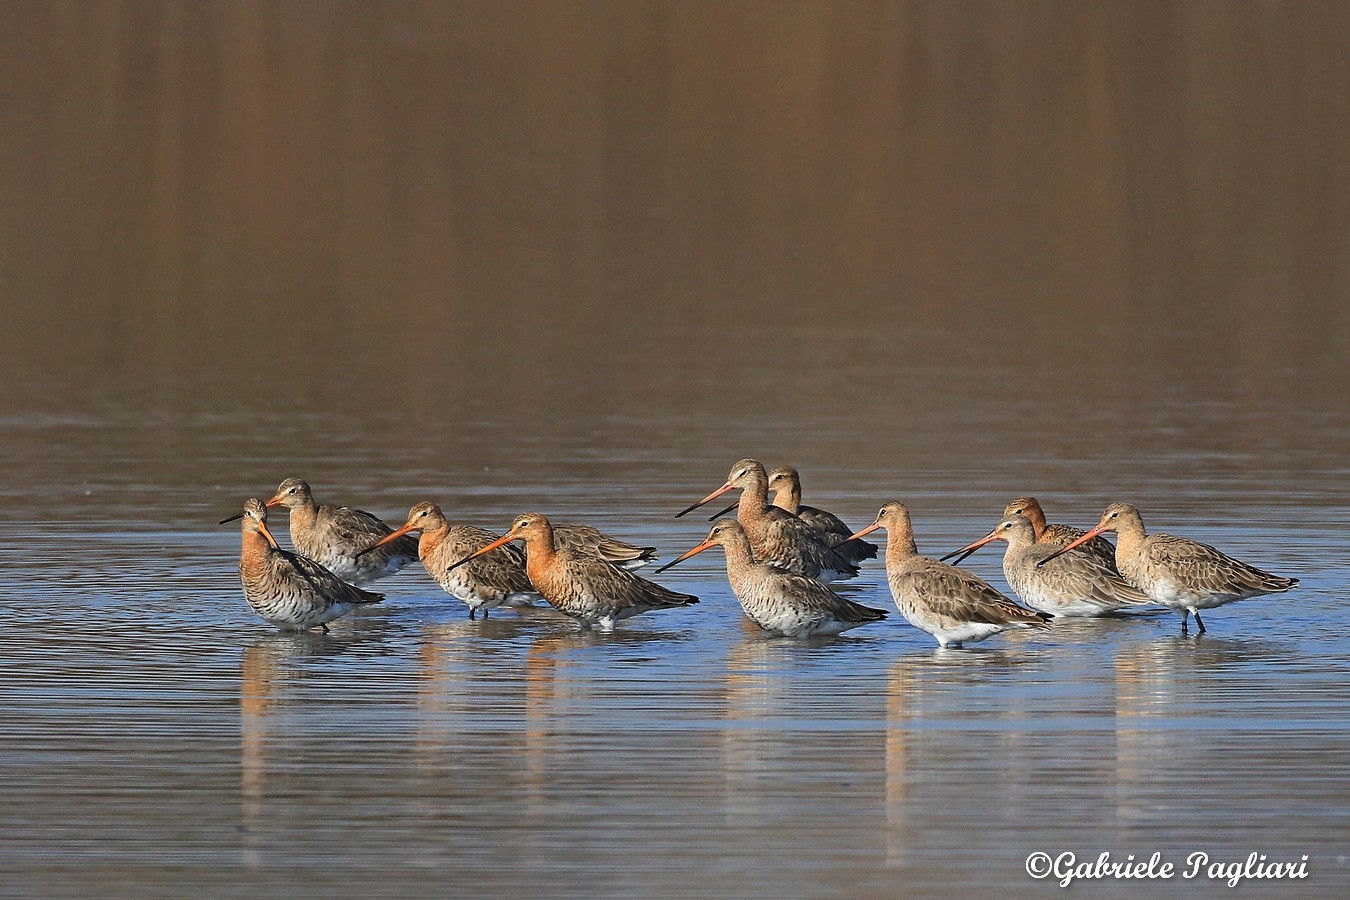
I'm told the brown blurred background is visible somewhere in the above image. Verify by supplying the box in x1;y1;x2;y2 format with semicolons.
1;1;1347;413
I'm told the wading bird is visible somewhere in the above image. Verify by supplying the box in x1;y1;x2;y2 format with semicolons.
236;498;383;632
845;501;1047;648
1038;502;1298;634
660;519;887;638
449;513;698;630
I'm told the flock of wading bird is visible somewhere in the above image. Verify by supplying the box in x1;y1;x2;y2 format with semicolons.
224;460;1299;648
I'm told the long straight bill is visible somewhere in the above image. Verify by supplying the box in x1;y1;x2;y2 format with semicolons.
257;520;281;550
1036;524;1108;568
675;481;735;518
356;520;418;558
655;539;716;573
447;530;518;571
839;520;882;546
938;530;999;564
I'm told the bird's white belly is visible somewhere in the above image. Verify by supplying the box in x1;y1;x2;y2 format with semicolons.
754;609;829;638
899;601;1001;647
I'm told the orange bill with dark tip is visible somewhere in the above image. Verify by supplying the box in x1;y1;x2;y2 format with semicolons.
655;538;717;574
356;519;419;558
446;529;519;572
257;519;281;551
840;521;882;546
1036;523;1110;568
938;529;1000;564
675;481;735;518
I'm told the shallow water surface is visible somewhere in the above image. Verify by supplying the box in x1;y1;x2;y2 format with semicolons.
2;329;1348;896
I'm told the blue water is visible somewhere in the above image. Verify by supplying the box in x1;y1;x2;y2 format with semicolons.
2;325;1347;897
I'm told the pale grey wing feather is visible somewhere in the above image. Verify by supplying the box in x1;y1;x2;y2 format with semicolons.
554;523;657;565
327;505;419;557
441;526;535;594
1042;523;1118;572
901;563;1041;625
1040;549;1152;605
765;569;885;622
771;570;852;615
327;505;397;540
278;548;384;605
1147;534;1296;597
561;551;697;610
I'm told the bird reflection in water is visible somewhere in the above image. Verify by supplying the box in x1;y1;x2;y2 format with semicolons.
1112;635;1286;825
721;636;793;826
884;651;1049;869
413;615;532;786
239;633;346;868
521;626;687;819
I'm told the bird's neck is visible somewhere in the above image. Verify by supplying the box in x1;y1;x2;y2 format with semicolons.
770;484;801;515
240;530;274;578
736;481;769;521
417;523;447;561
885;527;920;566
521;526;558;580
722;532;757;573
1113;519;1147;558
287;501;318;532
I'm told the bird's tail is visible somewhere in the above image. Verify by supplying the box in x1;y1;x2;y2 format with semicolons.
842;599;888;623
353;587;385;605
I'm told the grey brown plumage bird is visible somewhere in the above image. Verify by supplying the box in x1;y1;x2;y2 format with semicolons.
676;459;859;582
660;519;886;638
767;466;878;564
944;513;1154;617
362;502;540;618
707;465;878;565
985;497;1119;573
221;478;417;586
449;513;698;630
845;501;1048;648
549;522;659;570
1039;502;1298;634
236;498;383;632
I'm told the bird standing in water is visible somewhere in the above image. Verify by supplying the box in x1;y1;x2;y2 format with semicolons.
661;519;887;638
450;513;698;630
236;499;383;632
942;512;1153;617
361;502;539;619
221;478;417;586
845;501;1048;648
984;497;1119;573
1038;502;1298;634
676;459;859;582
